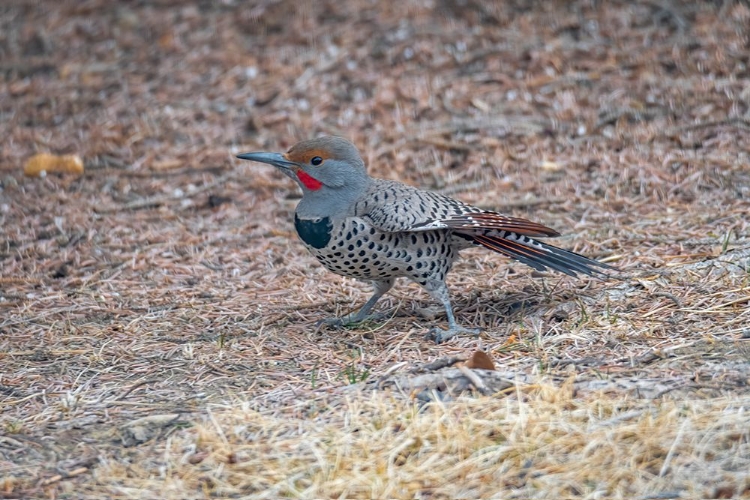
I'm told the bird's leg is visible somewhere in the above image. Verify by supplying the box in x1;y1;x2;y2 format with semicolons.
317;278;395;328
424;281;480;343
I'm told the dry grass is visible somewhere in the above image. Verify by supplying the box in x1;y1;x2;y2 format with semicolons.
2;0;750;498
91;392;750;499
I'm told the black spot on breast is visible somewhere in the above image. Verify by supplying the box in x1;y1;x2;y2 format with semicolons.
294;214;332;249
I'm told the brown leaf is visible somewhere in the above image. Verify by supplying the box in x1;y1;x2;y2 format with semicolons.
465;350;496;371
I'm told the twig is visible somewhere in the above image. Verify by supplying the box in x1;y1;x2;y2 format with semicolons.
457;364;492;395
651;292;683;308
95;166;228;179
112;379;160;402
0;277;43;285
664;117;750;135
595;106;664;130
95;170;238;213
416;356;467;372
660;417;689;477
416;137;471;152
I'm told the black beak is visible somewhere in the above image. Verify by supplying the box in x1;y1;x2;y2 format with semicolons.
236;152;297;170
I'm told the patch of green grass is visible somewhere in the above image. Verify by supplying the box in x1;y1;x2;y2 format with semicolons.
339;349;370;384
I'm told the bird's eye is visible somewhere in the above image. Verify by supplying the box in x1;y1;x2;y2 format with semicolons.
310;156;323;166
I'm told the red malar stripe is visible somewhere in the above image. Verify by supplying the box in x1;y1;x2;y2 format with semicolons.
296;170;323;190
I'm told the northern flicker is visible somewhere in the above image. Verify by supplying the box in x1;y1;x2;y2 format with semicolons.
238;136;613;342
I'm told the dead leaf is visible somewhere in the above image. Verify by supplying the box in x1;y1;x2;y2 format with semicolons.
465;350;496;371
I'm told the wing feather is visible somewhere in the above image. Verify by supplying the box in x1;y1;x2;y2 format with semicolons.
357;180;558;237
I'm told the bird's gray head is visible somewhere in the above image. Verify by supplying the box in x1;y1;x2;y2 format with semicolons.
237;136;370;218
237;136;368;192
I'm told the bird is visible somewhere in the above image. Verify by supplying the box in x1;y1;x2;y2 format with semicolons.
237;136;613;343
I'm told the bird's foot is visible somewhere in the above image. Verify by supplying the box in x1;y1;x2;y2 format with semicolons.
427;325;481;344
315;312;389;330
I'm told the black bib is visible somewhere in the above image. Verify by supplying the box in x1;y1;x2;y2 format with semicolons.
294;214;333;249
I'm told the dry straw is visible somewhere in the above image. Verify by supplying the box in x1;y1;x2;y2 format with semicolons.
2;1;750;498
90;390;750;499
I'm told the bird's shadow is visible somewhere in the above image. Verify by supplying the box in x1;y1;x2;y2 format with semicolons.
279;285;590;334
445;291;545;326
360;290;552;330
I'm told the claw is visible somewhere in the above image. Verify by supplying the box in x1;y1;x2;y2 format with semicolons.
315;312;389;331
315;317;345;330
427;325;481;344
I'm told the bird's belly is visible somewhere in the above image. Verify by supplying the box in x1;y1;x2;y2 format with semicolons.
297;217;458;284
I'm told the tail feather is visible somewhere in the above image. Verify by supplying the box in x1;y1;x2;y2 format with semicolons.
469;231;614;278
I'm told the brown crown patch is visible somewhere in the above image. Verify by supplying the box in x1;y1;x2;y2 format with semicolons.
284;146;332;165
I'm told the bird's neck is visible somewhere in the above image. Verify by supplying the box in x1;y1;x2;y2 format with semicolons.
295;177;371;220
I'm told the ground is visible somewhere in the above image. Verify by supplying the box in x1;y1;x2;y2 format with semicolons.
1;1;750;498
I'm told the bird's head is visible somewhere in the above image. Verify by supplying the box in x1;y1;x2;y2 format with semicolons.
237;136;368;193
